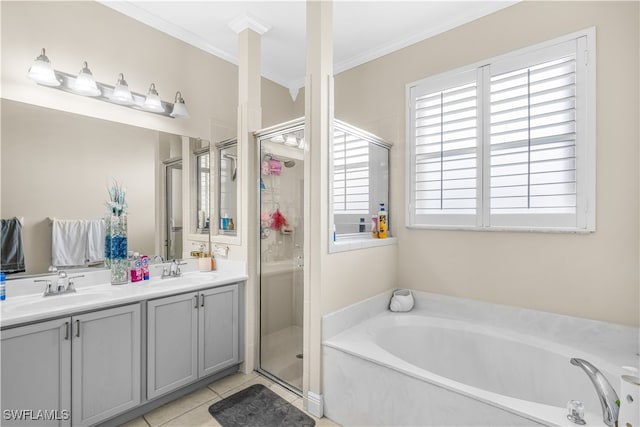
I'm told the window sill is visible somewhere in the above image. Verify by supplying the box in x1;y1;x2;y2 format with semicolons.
406;224;595;234
329;236;397;253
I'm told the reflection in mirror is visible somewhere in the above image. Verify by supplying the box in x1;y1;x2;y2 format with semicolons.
164;159;183;261
332;123;391;237
194;143;210;235
0;99;203;277
216;139;237;236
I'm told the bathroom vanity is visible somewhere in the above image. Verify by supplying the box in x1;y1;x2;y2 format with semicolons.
0;264;246;427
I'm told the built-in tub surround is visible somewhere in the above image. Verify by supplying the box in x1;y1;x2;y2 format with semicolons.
322;290;639;426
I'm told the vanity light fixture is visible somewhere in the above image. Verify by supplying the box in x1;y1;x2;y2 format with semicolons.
73;62;101;96
142;83;165;112
170;91;190;118
27;48;60;87
110;73;134;105
27;48;189;119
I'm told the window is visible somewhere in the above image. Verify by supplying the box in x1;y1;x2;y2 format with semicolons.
407;30;595;231
332;121;391;237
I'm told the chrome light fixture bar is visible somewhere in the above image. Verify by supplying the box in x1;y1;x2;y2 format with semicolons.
27;48;189;119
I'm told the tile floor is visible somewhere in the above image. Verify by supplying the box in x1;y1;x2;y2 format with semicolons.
120;371;340;427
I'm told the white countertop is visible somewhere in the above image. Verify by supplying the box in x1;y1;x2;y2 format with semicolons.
0;260;248;328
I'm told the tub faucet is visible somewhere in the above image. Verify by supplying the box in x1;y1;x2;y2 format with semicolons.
570;358;619;427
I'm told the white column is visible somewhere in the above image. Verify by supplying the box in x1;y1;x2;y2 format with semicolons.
304;0;333;417
231;15;268;372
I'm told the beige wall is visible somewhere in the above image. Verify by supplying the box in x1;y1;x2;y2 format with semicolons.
333;1;639;326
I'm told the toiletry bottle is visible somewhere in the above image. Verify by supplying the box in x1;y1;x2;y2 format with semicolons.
135;256;143;282
131;252;142;282
211;253;217;271
229;217;235;231
378;203;387;239
333;224;336;242
141;256;150;280
359;217;365;232
0;272;6;301
221;213;229;231
371;216;378;238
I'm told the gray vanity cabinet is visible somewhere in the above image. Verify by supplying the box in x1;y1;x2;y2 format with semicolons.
71;304;141;427
147;283;240;399
0;304;141;427
198;284;239;376
146;292;199;399
1;318;72;426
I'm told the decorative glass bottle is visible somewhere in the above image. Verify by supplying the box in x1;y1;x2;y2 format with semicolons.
104;214;112;269
109;214;128;285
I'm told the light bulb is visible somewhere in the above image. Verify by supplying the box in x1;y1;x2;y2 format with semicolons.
110;73;134;105
143;83;164;112
28;48;60;87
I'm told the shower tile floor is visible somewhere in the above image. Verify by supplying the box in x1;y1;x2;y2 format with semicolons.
260;325;303;390
120;370;339;426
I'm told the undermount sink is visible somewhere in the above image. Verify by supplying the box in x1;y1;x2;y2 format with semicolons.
146;272;218;287
2;289;116;313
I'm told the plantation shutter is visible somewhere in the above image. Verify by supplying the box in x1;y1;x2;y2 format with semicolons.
488;39;582;228
410;69;480;226
333;129;369;214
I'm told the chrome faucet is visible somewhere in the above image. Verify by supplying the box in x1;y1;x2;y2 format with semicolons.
570;358;619;427
35;271;84;296
161;259;187;278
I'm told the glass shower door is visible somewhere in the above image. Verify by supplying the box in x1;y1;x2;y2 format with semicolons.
258;125;305;391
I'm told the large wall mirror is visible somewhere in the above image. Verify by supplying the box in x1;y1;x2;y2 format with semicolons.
0;99;209;277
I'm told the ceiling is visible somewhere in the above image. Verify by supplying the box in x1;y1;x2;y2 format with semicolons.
101;1;517;99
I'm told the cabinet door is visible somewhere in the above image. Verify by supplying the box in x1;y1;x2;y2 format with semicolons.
147;292;198;399
1;318;71;427
199;284;239;377
71;304;141;427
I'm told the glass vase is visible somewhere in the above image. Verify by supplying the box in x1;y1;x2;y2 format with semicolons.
104;214;112;269
109;214;128;285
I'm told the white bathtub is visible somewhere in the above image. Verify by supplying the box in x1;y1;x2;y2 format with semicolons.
322;291;638;426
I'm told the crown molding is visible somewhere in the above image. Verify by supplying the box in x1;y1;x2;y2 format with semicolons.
228;13;271;36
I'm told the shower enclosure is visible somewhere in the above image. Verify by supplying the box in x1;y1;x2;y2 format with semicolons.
256;119;305;391
255;118;389;392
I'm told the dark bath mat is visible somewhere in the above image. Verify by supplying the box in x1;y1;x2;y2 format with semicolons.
209;384;315;427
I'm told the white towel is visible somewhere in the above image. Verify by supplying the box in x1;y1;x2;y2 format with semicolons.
52;219;88;267
86;219;105;264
